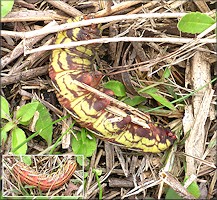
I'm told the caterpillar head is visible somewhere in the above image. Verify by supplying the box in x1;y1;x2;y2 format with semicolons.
148;123;177;148
67;16;101;46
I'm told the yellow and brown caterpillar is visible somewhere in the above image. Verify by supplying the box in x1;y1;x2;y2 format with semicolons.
49;16;176;153
12;159;77;191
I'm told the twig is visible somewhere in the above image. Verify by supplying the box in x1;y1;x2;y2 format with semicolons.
1;10;66;22
8;38;53;75
1;13;187;39
208;170;217;199
95;0;143;17
63;79;151;124
127;1;158;14
159;171;195;199
122;179;161;198
1;65;49;86
1;21;57;70
148;22;217;76
108;177;134;188
46;0;83;17
25;36;216;55
193;0;210;13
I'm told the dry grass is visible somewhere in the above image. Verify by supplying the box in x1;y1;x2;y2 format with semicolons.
1;0;216;199
2;155;83;197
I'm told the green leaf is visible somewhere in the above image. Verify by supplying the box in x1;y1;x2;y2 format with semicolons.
145;88;176;111
165;188;182;199
22;155;32;166
1;128;8;145
1;0;14;18
35;102;53;145
104;80;126;97
84;172;89;179
16;101;39;124
76;156;89;166
1;121;15;145
11;127;27;155
12;116;69;154
178;12;215;34
163;67;171;79
165;177;200;199
0;96;11;120
1;121;16;133
72;128;97;158
142;87;158;93
124;96;146;106
184;177;200;198
93;168;103;199
208;136;216;148
93;169;103;176
75;155;84;166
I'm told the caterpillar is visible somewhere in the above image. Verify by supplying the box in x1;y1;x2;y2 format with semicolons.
49;16;177;153
12;159;77;191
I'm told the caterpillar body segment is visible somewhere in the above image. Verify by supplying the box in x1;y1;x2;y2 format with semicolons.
49;16;177;153
12;160;77;191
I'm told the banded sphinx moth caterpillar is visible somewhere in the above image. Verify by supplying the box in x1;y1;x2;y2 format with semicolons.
12;159;77;191
49;16;177;153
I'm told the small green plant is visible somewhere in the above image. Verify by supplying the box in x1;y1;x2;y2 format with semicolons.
1;0;14;17
178;12;215;34
93;169;103;200
124;95;147;106
22;155;32;165
165;177;200;199
104;79;176;110
104;80;126;97
140;87;176;111
71;128;97;166
165;187;182;199
0;96;53;155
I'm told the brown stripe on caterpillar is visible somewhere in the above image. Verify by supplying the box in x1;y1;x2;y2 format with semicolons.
12;159;77;191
